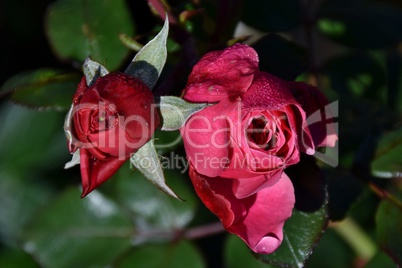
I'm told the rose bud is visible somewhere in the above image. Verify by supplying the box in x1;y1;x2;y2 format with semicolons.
68;72;160;197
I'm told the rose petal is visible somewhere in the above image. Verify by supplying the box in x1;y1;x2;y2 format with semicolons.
182;44;259;103
285;104;315;155
79;148;126;197
290;81;338;148
73;76;88;103
242;72;298;110
92;72;160;142
189;167;295;254
181;103;233;177
231;172;283;198
219;134;285;180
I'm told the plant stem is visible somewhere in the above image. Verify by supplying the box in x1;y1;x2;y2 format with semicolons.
368;182;402;209
183;222;225;240
330;217;377;262
133;222;225;242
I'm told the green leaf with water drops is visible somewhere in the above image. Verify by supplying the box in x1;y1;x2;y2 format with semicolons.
0;69;80;111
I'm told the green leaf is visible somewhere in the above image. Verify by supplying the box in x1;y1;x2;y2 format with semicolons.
318;0;402;49
125;16;168;89
82;57;109;86
0;169;54;247
114;165;196;236
375;191;402;266
371;127;402;178
22;187;133;268
45;0;135;70
257;203;328;267
364;251;397;268
159;96;211;131
0;69;80;111
252;34;309;81
153;129;182;155
130;140;180;200
118;241;205;268
0;104;68;172
303;229;355;268
0;247;39;268
225;235;275;268
241;0;301;32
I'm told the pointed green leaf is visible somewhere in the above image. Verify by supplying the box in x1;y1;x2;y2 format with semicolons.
22;187;133;268
159;96;211;131
64;149;80;169
83;57;109;86
63;58;109;166
45;0;135;70
257;203;328;268
130;140;180;200
125;16;168;89
63;103;75;152
0;69;80;111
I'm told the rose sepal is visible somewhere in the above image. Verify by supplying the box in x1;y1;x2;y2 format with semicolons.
159;96;212;131
130;139;181;200
125;15;169;89
63;58;110;168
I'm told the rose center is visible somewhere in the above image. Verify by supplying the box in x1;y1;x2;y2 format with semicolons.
247;117;276;150
90;103;118;133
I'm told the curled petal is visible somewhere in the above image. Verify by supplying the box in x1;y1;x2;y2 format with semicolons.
189;166;295;254
183;44;259;103
79;148;126;197
290;81;338;148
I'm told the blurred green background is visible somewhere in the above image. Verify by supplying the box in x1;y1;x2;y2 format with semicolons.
1;0;402;267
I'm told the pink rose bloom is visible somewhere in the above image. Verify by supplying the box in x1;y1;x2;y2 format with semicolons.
180;44;337;254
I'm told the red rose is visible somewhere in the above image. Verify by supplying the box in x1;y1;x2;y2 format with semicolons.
180;44;336;254
67;72;160;197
